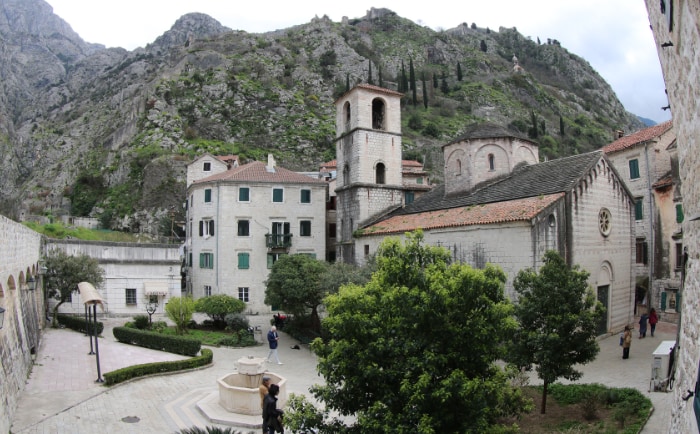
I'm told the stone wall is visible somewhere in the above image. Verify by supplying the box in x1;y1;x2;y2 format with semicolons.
0;215;44;434
645;1;700;431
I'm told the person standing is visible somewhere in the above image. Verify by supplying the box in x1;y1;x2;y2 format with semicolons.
639;311;649;338
622;326;632;359
259;376;271;433
263;383;284;434
267;326;283;364
649;308;658;337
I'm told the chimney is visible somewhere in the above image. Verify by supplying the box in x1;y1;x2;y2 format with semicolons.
615;130;624;139
266;154;276;172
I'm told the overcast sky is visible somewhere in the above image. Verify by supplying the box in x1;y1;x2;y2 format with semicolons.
45;0;670;125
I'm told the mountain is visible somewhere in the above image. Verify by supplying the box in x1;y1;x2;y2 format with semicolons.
637;116;658;127
0;1;644;236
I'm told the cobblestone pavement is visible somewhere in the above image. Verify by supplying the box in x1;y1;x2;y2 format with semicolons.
11;317;678;433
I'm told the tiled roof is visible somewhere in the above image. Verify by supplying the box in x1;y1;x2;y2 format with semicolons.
359;193;564;236
192;161;327;185
602;120;673;154
444;121;535;147
335;83;403;102
402;160;423;167
392;151;605;216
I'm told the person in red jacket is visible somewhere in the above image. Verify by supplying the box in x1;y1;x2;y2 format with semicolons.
649;308;659;337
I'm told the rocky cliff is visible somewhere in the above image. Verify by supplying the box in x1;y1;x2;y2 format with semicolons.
0;1;644;235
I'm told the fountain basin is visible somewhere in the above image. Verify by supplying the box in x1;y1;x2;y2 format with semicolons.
217;357;286;415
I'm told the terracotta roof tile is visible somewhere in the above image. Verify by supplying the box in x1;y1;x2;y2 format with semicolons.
193;161;327;185
602;120;673;154
360;193;564;236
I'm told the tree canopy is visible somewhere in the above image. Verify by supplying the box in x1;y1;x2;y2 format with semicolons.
43;248;104;327
309;231;530;433
195;294;246;328
165;296;196;335
507;250;603;414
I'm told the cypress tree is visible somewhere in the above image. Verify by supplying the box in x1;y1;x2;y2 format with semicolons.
378;67;383;88
346;73;350;93
422;73;428;109
409;58;416;91
433;73;438;88
480;40;488;52
368;61;373;85
457;62;463;81
440;71;449;94
559;116;565;136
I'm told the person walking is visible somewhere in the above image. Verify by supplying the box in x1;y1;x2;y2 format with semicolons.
267;326;283;364
263;383;284;434
259;376;271;433
639;311;649;338
649;308;659;337
622;325;632;359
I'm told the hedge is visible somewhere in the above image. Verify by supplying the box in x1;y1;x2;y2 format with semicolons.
57;314;104;335
103;348;213;386
112;326;201;356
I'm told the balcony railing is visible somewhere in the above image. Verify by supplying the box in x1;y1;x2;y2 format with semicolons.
266;233;293;249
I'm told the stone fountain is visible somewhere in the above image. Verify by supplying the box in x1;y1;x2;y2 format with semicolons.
197;356;286;428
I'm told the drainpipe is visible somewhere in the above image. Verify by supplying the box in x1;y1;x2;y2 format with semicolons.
645;143;654;311
216;182;221;294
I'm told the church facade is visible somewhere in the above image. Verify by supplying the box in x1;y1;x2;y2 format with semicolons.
336;84;635;334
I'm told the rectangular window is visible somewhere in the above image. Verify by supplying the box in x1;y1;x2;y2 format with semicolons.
204;188;212;203
204;285;212;297
272;188;284;203
188;252;192;267
635;238;648;264
199;220;215;237
329;223;337;239
300;189;311;203
238;287;249;302
364;245;370;256
238;252;250;269
629;159;640;179
237;220;250;236
417;177;423;184
676;203;684;223
239;187;250;202
405;191;415;205
125;288;137;305
267;253;286;268
203;162;211;171
635;198;643;220
675;243;684;270
200;252;214;269
327;196;337;210
300;220;312;236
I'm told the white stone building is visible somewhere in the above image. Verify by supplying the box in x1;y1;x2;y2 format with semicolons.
336;85;635;334
602;121;683;322
644;1;700;431
185;154;328;313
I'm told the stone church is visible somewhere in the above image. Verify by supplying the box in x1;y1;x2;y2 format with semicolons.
334;83;635;334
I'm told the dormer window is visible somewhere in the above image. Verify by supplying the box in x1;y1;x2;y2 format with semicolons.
203;162;211;171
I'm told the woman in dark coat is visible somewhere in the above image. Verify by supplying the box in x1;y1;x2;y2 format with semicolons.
263;383;283;433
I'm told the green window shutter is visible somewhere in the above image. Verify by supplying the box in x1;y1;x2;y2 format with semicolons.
267;254;274;269
239;187;249;202
273;188;284;202
238;253;249;269
204;189;212;202
676;204;684;223
676;293;681;313
301;189;311;203
635;199;643;220
660;292;667;310
199;253;205;268
629;159;640;179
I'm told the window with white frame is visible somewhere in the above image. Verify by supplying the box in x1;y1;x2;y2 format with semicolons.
237;220;250;236
200;252;214;269
199;219;215;237
238;287;249;302
204;285;212;297
267;252;286;268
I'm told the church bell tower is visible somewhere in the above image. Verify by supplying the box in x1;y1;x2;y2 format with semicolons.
334;84;404;264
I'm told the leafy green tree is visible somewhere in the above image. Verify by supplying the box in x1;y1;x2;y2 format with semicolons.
265;254;329;333
309;231;530;433
165;296;196;335
43;249;105;327
195;294;246;329
507;250;603;414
